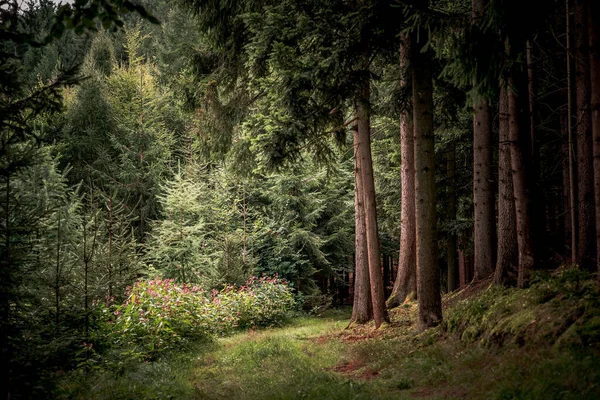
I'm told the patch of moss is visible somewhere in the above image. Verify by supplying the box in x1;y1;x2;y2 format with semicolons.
443;270;600;349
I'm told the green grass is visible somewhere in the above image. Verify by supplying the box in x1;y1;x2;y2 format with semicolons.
190;310;386;399
55;272;600;399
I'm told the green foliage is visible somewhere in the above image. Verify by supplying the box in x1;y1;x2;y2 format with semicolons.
145;169;210;283
54;282;600;399
250;161;353;295
102;276;295;359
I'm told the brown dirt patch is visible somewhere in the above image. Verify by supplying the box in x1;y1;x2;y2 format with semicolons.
331;360;381;381
357;368;380;380
331;360;364;374
339;333;377;343
311;335;330;344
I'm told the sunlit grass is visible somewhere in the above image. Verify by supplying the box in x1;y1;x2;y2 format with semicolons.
55;273;600;399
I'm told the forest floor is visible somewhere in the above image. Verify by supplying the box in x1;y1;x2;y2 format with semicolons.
59;271;600;399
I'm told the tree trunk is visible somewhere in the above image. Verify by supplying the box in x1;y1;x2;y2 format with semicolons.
55;211;61;336
566;0;578;263
494;83;518;285
526;40;547;265
447;144;458;291
588;0;600;283
472;95;495;280
350;130;373;324
472;0;496;281
388;35;416;308
356;80;389;328
575;0;596;270
412;30;442;330
507;38;536;288
561;108;573;258
458;245;473;288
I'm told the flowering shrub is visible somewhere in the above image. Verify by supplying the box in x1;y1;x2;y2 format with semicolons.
102;276;295;357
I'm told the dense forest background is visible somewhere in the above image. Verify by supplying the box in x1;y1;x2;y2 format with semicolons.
1;0;599;397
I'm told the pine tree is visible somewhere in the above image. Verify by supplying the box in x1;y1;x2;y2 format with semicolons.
388;36;416;308
472;0;496;281
411;27;442;330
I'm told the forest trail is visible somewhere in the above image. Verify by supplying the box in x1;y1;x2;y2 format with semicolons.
58;276;600;399
187;280;600;400
188;308;480;400
189;310;392;399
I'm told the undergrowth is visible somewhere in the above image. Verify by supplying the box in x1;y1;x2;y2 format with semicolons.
442;269;600;349
54;270;600;399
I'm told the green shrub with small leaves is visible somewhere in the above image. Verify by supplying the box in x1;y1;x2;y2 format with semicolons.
101;276;295;358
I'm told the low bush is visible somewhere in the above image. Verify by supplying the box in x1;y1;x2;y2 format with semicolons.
101;276;295;359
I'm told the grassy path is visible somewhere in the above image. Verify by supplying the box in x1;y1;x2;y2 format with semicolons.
190;309;388;399
59;277;600;399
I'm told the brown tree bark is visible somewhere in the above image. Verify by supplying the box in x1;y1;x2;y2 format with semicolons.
566;0;578;263
472;0;496;281
356;81;389;328
388;35;416;308
507;39;536;288
412;30;442;330
494;83;519;285
447;144;458;291
588;0;600;283
350;126;373;324
459;245;473;288
382;254;390;298
575;0;596;270
561;108;573;257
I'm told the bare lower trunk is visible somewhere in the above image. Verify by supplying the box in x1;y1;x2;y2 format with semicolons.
473;95;495;280
412;30;442;330
561;109;573;257
351;139;373;324
507;39;536;288
567;0;578;263
356;81;389;328
459;246;473;287
472;0;495;282
588;0;600;284
447;144;458;291
55;211;61;335
388;36;416;308
494;83;518;285
575;0;596;270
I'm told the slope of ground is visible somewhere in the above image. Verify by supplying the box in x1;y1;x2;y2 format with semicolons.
58;270;600;399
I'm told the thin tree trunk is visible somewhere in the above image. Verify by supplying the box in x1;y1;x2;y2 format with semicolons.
527;40;547;264
447;144;458;291
83;222;89;339
458;245;473;288
561;108;573;258
388;35;416;308
242;189;247;268
55;210;61;336
356;80;389;328
588;0;600;284
107;193;113;299
350;125;373;325
507;39;536;288
575;0;596;270
412;29;442;330
494;83;518;285
472;0;496;281
567;0;578;263
382;254;389;298
527;41;537;160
